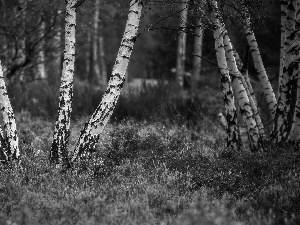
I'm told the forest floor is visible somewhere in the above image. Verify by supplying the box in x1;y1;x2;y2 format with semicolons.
1;82;300;225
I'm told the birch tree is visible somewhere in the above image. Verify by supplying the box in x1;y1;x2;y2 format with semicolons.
0;60;19;161
234;51;266;139
212;0;240;151
50;0;85;167
243;4;277;120
38;21;46;79
288;0;300;143
98;20;107;86
274;0;297;142
176;0;189;88
72;0;144;161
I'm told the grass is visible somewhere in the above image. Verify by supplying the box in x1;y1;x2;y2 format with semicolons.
1;83;300;224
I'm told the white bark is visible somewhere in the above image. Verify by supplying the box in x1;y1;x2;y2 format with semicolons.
218;112;228;129
72;0;143;161
244;8;277;120
212;0;240;151
50;0;78;166
176;1;189;88
274;0;297;142
0;61;19;160
191;17;203;92
234;51;265;138
222;28;260;151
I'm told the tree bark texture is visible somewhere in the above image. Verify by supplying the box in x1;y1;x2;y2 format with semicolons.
279;0;288;90
212;0;240;151
176;1;189;88
0;61;19;160
234;51;266;138
191;17;203;92
50;0;78;166
288;0;300;143
222;28;260;151
274;0;297;142
244;7;277;120
72;0;143;162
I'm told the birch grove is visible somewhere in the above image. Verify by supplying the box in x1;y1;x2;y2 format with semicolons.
72;0;144;161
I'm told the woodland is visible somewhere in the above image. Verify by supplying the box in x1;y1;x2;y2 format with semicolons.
0;0;300;224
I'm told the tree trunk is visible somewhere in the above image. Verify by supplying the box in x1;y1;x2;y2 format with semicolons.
243;7;277;120
288;0;300;143
16;0;27;81
191;17;203;93
234;51;266;138
72;0;143;162
86;30;91;81
99;22;107;87
50;0;78;167
176;1;189;88
222;28;260;151
0;61;19;161
273;0;297;142
92;0;101;85
212;0;240;151
38;21;47;79
279;0;288;91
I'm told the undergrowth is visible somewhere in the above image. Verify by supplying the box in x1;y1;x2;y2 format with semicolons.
0;112;299;224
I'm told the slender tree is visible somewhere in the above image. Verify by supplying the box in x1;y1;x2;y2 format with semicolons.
72;0;144;161
98;18;107;87
92;0;101;85
279;0;288;90
234;51;266;139
211;0;240;151
176;0;189;88
222;28;260;151
0;60;19;161
38;21;47;79
191;16;204;93
288;0;300;143
274;0;297;142
243;4;277;120
50;0;85;167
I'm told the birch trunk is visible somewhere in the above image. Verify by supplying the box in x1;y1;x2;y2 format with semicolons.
222;29;260;151
274;0;297;142
38;21;46;79
212;1;240;151
191;17;203;93
93;0;101;85
244;7;277;120
234;51;265;138
0;61;19;160
72;0;143;161
176;1;189;88
279;0;288;89
288;0;300;143
86;30;91;80
50;0;78;166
